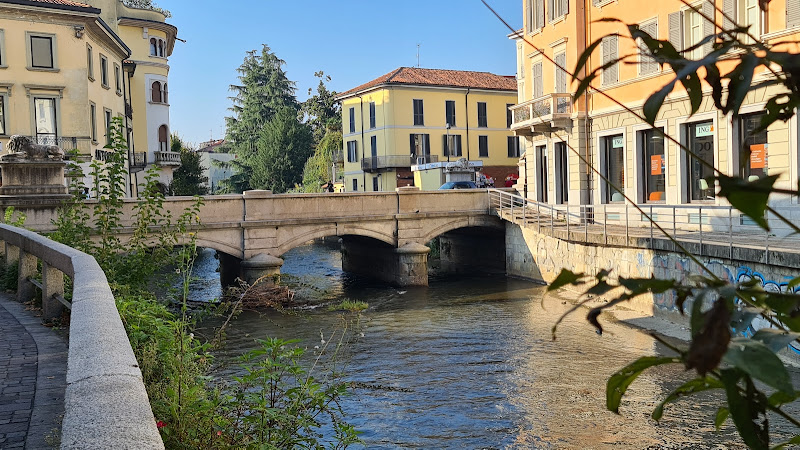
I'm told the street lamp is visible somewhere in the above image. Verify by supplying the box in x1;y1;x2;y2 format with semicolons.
446;122;451;163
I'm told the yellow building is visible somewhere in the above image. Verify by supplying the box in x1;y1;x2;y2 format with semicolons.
511;0;800;220
0;0;179;196
337;67;520;192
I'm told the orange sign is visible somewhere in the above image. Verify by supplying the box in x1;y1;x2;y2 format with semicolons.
750;144;766;169
650;155;664;176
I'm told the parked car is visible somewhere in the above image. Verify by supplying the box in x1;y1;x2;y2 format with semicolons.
439;181;478;190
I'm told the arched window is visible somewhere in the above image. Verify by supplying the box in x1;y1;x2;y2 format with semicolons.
151;81;162;103
162;83;168;104
158;125;168;152
150;38;157;56
158;40;164;57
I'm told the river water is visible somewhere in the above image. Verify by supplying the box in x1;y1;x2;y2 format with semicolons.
193;243;793;449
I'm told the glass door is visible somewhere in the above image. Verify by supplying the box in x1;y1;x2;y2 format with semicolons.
34;98;57;145
687;121;715;202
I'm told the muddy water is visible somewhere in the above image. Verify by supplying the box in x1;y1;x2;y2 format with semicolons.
194;243;793;449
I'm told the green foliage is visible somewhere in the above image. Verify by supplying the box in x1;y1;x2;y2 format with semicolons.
301;71;342;143
1;261;18;291
169;136;209;196
327;300;369;312
121;0;171;17
301;130;342;193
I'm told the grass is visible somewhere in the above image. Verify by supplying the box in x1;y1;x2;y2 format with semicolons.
327;300;369;312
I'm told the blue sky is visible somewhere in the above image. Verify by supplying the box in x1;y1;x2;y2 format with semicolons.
165;0;522;146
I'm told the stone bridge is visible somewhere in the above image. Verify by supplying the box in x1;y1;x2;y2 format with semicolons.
23;188;505;286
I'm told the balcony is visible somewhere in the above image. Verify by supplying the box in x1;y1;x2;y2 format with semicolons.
361;155;417;172
130;152;147;171
125;102;133;119
509;93;573;136
413;154;439;165
154;150;181;166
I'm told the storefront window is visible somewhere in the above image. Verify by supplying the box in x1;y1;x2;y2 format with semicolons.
603;134;624;202
641;128;665;202
687;121;715;202
739;113;767;180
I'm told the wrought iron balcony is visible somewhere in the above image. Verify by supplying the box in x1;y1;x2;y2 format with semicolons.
154;150;181;166
125;102;133;119
361;155;417;171
509;93;572;135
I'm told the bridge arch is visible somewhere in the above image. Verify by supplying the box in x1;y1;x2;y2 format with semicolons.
273;224;395;258
417;215;505;245
193;237;243;260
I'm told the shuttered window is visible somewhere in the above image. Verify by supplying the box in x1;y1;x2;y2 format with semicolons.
702;1;715;55
526;0;534;32
723;0;736;30
789;0;800;28
478;102;488;127
445;100;456;127
668;11;684;52
554;52;567;93
532;62;543;98
349;107;355;133
548;0;569;21
443;135;462;157
347;140;358;162
479;136;489;157
413;99;424;126
602;36;618;85
638;20;659;75
369;102;376;129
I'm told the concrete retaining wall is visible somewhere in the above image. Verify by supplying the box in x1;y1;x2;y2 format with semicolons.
0;225;163;449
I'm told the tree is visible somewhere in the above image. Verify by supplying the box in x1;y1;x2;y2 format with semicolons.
301;130;342;193
301;71;342;143
220;45;308;193
169;135;208;196
121;0;171;17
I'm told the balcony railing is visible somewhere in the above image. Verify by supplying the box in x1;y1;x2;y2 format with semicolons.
131;152;147;170
23;135;82;149
125;102;133;119
509;93;573;135
361;155;417;171
412;154;439;165
155;150;181;166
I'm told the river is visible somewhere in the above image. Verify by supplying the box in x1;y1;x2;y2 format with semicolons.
192;242;793;449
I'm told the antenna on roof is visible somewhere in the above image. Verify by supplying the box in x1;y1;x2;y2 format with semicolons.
416;43;420;68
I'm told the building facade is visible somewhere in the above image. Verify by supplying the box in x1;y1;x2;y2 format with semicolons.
197;138;236;194
511;0;800;225
0;0;178;196
337;67;520;192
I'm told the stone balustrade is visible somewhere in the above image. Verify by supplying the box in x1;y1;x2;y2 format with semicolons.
0;224;163;450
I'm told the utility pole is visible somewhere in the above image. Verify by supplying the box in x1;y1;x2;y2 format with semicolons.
416;44;420;68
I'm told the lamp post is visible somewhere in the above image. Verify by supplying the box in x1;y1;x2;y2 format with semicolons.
446;122;451;163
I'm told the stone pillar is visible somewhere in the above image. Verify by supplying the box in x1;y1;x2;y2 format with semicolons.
42;262;64;321
5;242;19;266
241;253;284;286
17;251;37;303
394;243;430;286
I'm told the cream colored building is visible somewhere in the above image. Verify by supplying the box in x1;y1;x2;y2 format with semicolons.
0;0;179;196
337;67;520;192
511;0;800;228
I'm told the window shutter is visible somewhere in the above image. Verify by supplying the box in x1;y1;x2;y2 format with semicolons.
536;0;545;29
547;0;554;22
561;0;569;16
555;53;566;93
526;0;532;32
788;0;800;28
722;0;736;30
533;62;543;98
668;11;684;52
602;36;618;85
703;1;715;55
443;135;449;157
410;134;416;156
424;134;430;154
639;21;658;75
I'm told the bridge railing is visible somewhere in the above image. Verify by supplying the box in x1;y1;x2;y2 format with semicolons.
488;188;800;266
0;224;163;450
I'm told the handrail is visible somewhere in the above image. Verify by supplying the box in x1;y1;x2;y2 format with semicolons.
0;224;163;450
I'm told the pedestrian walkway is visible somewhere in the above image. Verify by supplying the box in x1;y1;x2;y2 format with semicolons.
0;295;67;449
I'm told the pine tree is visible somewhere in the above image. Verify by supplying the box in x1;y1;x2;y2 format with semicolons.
249;107;313;193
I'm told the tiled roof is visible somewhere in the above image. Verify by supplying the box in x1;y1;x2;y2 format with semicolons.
0;0;97;11
338;67;517;99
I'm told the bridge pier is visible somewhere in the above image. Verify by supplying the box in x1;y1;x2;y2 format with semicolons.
241;253;284;286
341;238;430;286
438;230;506;275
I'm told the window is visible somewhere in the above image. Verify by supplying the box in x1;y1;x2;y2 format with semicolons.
508;136;521;158
90;103;97;142
686;121;715;201
443;134;462;157
554;53;567;93
29;33;55;69
526;0;545;32
555;142;568;204
547;0;568;22
536;145;548;202
352;178;358;192
724;0;761;42
788;0;800;28
670;2;714;59
638;20;659;75
413;99;424;126
349;107;355;133
479;136;489;157
87;44;94;80
370;135;377;158
0;95;5;135
445;100;456;127
0;30;5;68
100;55;108;87
163;83;168;103
507;104;514;128
602;36;618;86
114;64;121;94
477;102;487;128
369;102;376;129
104;109;112;145
739;113;768;180
410;133;431;162
152;81;163;103
34;98;57;144
158;124;168;152
150;38;166;57
347;140;358;162
603;134;625;202
640;128;666;202
372;177;379;192
532;62;543;98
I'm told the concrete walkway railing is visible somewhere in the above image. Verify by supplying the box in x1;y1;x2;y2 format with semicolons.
0;224;164;449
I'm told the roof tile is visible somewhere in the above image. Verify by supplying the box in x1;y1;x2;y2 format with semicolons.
1;0;94;9
338;67;517;99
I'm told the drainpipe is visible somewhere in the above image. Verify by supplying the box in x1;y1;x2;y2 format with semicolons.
578;0;592;205
465;88;471;161
359;95;366;191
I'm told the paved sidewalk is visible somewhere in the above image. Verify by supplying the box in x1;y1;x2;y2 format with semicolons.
0;295;67;449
